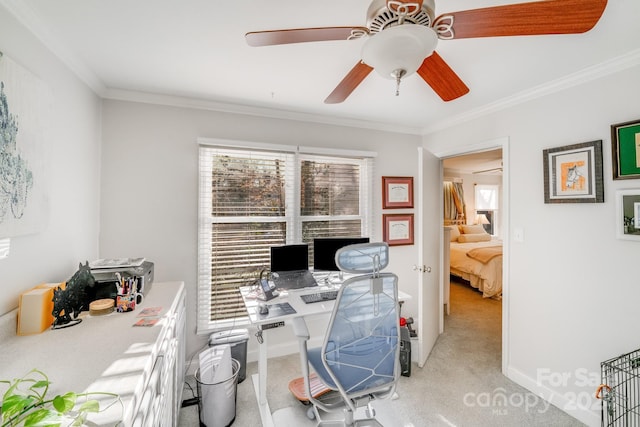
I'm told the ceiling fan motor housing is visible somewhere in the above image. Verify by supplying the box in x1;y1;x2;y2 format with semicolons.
366;0;435;33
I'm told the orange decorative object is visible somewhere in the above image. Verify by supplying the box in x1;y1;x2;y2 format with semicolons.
17;283;62;335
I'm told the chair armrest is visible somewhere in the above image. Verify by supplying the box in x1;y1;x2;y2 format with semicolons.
292;317;310;340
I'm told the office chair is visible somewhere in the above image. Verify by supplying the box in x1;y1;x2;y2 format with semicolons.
293;242;400;426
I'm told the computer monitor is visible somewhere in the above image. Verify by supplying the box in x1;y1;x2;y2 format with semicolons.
313;237;370;271
270;244;309;272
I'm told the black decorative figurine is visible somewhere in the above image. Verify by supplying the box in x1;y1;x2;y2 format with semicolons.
52;261;95;329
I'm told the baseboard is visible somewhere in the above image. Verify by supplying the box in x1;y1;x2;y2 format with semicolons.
506;365;600;427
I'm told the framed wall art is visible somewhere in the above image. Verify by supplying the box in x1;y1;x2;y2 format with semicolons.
542;140;604;204
611;119;640;180
616;189;640;241
382;176;413;209
382;213;414;246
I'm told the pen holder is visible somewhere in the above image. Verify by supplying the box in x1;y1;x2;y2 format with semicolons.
115;276;143;312
116;292;143;313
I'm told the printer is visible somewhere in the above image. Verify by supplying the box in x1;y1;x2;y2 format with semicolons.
84;259;154;310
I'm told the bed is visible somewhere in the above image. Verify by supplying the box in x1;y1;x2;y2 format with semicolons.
446;224;503;299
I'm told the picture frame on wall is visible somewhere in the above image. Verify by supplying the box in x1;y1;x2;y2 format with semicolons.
542;140;604;204
382;176;413;209
616;189;640;241
382;213;414;246
611;119;640;180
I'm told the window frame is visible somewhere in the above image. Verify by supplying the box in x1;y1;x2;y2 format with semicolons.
197;138;375;334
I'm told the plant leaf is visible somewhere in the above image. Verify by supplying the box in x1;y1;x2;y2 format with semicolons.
22;408;61;427
52;392;76;413
30;380;50;391
77;400;100;413
1;394;35;419
71;412;86;426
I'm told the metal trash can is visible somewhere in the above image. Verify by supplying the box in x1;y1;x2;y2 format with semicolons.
209;329;249;383
196;353;240;427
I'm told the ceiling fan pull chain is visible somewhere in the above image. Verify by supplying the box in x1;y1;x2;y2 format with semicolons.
393;69;406;96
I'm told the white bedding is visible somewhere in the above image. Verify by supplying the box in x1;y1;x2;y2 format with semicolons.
450;239;502;298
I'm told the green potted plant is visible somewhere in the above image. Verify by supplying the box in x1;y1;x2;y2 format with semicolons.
1;369;120;427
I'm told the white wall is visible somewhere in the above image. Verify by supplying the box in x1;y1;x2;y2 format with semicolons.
99;99;422;361
0;7;102;315
424;63;640;426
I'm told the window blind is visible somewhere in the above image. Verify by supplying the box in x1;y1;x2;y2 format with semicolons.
198;144;373;333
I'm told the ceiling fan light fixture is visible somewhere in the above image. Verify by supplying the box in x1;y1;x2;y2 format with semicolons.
362;24;437;80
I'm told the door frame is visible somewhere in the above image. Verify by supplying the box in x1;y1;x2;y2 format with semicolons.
432;136;510;375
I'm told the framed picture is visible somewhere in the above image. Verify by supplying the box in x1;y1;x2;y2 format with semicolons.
382;176;413;209
611;119;640;180
382;214;414;246
542;140;604;204
616;189;640;241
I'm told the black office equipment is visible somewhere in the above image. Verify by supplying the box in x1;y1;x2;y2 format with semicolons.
300;290;338;304
270;244;317;290
259;278;278;301
400;326;412;377
271;270;317;290
313;237;370;271
270;244;309;272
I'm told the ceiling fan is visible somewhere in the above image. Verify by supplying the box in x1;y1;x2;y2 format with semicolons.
473;166;503;175
245;0;607;104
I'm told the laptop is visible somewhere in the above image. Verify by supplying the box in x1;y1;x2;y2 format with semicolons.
270;244;318;290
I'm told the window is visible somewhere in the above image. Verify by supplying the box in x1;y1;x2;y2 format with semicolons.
474;184;499;235
198;141;373;332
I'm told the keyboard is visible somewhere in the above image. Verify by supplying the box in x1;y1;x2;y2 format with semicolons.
300;290;338;304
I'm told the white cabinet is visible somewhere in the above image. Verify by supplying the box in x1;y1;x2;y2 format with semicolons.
0;281;186;427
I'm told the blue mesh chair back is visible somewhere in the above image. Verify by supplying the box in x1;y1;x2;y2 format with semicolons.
297;242;400;426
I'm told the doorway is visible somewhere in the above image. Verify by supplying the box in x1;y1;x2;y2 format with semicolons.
439;139;509;374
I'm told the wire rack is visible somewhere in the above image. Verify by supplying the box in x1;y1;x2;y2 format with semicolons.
599;348;640;426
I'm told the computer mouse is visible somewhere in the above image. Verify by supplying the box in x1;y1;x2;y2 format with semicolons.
258;303;269;315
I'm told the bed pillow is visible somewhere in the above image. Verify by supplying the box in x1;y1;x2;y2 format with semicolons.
457;233;492;243
447;226;460;241
461;224;488;235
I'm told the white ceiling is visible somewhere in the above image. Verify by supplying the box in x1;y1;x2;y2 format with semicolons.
443;148;503;175
6;0;640;134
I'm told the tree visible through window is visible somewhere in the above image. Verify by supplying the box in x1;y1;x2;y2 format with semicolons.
198;145;372;332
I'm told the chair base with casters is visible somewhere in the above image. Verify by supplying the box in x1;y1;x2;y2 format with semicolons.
293;242;400;427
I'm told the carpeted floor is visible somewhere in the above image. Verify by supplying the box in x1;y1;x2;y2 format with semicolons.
178;278;585;426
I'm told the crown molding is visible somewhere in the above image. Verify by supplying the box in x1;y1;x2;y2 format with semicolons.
422;48;640;135
4;0;639;137
0;0;106;95
103;88;424;135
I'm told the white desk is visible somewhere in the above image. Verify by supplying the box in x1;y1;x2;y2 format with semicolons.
240;282;411;427
0;282;186;426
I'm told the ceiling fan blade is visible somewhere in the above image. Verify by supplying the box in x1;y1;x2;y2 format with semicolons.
473;167;503;174
435;0;607;39
417;52;469;102
325;61;374;104
246;27;369;47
